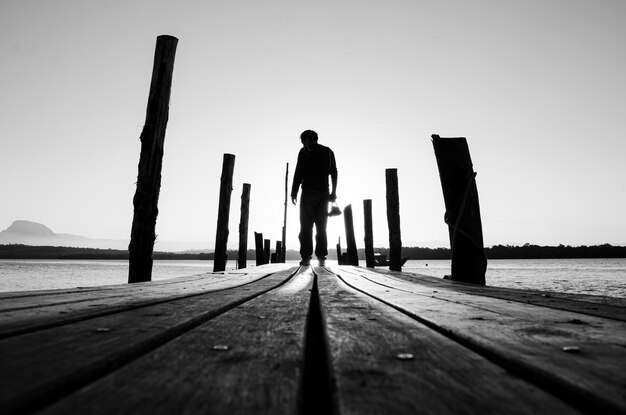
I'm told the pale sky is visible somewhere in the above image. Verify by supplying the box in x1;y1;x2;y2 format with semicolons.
1;0;625;251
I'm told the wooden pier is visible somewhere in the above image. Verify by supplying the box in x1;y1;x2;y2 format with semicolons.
1;264;625;414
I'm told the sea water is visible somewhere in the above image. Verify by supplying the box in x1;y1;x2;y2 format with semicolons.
0;258;625;298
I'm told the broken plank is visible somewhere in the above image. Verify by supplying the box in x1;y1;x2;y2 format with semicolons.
0;266;298;414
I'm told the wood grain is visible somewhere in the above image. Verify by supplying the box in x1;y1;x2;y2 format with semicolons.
0;266;297;414
314;266;580;414
38;267;314;415
382;268;626;319
0;264;292;338
331;266;626;413
1;264;622;414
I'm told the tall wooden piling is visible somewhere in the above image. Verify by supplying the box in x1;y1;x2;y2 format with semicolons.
254;232;264;266
237;183;251;269
281;163;289;263
343;204;359;266
432;134;487;284
363;199;375;268
213;154;236;272
128;35;178;284
386;168;402;271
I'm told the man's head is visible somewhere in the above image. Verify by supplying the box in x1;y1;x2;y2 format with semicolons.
300;130;318;146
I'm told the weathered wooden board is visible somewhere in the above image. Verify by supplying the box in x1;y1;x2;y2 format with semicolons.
0;263;289;302
2;263;622;414
341;266;626;322
380;268;626;319
315;266;580;414
0;264;293;338
37;267;315;415
0;265;298;414
331;266;626;414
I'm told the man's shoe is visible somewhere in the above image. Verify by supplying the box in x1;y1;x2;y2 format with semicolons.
299;258;311;266
317;258;326;267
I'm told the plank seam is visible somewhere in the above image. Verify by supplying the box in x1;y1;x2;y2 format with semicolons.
0;273;211;300
329;267;624;415
338;267;511;317
352;266;626;322
298;269;340;415
3;267;301;414
0;267;297;339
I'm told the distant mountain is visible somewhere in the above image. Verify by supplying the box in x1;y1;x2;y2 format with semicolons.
3;220;55;236
0;220;212;252
0;220;129;250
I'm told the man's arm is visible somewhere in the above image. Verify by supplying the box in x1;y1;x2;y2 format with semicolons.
291;149;304;204
329;149;338;202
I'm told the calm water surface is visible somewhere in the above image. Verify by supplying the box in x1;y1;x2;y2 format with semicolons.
0;258;624;298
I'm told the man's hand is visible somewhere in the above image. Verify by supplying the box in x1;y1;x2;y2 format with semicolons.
329;192;337;202
291;197;297;205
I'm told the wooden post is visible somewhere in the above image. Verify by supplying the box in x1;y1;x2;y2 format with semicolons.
213;154;236;272
237;183;251;269
336;238;343;265
343;204;359;266
386;168;402;271
272;241;282;264
128;35;178;284
254;232;264;266
281;163;289;263
363;199;375;268
263;239;271;265
432;134;487;284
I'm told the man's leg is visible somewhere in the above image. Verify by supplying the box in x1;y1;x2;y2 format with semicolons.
314;195;329;263
299;191;315;264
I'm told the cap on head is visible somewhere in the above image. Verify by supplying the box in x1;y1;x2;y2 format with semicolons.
300;130;318;143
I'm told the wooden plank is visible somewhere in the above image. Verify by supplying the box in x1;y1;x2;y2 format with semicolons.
0;264;290;308
0;271;216;299
331;266;626;414
407;269;626;318
36;267;315;415
0;266;299;414
0;264;293;339
365;268;626;321
0;273;220;305
314;267;579;414
340;267;626;335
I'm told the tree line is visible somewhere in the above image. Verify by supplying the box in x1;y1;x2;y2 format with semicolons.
1;243;625;260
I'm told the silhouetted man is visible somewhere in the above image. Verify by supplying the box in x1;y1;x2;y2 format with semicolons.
291;130;338;266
